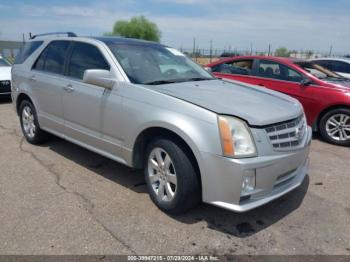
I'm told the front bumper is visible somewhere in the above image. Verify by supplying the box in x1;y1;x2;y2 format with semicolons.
0;80;11;95
200;127;312;212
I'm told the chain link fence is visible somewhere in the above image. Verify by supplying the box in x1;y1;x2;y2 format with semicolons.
180;47;349;65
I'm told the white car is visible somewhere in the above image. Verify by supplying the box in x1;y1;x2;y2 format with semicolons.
0;56;12;97
311;58;350;79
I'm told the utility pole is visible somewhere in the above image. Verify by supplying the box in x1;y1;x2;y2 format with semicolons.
192;38;196;60
22;33;25;43
329;45;333;57
250;42;253;55
209;40;213;63
268;44;271;56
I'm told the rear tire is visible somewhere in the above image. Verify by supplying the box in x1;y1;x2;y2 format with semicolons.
319;108;350;146
19;100;49;144
144;138;201;214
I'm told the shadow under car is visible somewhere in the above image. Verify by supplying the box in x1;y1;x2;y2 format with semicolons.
38;135;310;238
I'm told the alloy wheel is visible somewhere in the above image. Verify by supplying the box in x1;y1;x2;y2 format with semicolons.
326;113;350;141
147;147;177;202
22;106;36;139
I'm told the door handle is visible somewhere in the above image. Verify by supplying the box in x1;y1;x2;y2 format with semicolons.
63;84;75;93
258;84;265;87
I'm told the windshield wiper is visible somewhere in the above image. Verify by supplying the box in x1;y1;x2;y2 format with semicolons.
325;76;350;81
143;80;178;85
143;77;215;85
184;77;215;82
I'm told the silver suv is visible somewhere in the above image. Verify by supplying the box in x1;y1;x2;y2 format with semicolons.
12;32;312;213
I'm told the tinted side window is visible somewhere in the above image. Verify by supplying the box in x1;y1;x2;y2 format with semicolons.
33;41;70;75
257;60;303;82
313;60;331;70
213;60;253;75
67;42;110;80
44;41;70;74
0;58;11;67
33;48;48;71
14;41;43;64
330;61;350;74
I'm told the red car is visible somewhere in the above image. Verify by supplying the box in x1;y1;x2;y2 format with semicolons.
206;56;350;146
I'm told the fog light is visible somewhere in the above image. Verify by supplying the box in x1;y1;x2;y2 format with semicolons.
241;170;256;196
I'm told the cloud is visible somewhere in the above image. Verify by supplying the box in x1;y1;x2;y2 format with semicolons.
20;5;110;17
159;0;198;4
1;1;349;54
154;11;350;53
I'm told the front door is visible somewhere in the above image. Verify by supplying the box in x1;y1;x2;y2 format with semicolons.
62;41;113;152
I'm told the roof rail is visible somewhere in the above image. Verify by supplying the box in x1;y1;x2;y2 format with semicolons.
29;32;77;39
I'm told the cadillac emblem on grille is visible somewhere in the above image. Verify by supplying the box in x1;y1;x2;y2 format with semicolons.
295;126;303;140
265;115;306;151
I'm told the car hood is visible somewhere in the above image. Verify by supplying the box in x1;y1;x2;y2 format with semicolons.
324;79;350;88
0;67;11;80
144;79;303;126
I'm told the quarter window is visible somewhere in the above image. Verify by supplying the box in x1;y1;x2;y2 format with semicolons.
257;60;303;82
67;42;110;80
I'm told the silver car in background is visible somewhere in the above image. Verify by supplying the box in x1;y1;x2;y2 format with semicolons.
310;57;350;79
11;32;312;213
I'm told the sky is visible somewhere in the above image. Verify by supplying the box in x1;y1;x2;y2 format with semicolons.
0;0;349;54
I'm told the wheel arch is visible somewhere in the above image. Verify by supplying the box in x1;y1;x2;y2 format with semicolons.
16;93;34;116
131;126;202;189
313;104;350;131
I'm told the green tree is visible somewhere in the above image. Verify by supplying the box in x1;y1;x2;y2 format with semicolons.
275;47;290;57
305;50;314;59
105;16;161;42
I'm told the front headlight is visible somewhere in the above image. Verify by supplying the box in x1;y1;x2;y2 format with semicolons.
218;115;256;157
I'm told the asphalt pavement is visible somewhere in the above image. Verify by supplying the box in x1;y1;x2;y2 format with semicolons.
0;98;349;255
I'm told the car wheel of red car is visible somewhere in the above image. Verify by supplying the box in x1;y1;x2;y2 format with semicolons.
319;108;350;146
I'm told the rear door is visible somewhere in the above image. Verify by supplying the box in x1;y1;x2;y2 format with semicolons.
31;40;70;134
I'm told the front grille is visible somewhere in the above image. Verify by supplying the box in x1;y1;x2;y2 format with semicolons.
0;80;11;93
265;115;306;150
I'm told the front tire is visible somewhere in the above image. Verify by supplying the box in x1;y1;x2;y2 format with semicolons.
319;108;350;146
19;100;48;144
144;138;201;214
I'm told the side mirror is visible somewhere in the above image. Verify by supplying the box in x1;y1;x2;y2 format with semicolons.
300;78;312;87
83;69;115;89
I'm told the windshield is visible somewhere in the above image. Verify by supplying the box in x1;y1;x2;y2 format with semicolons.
0;58;11;67
106;44;214;85
295;61;341;79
